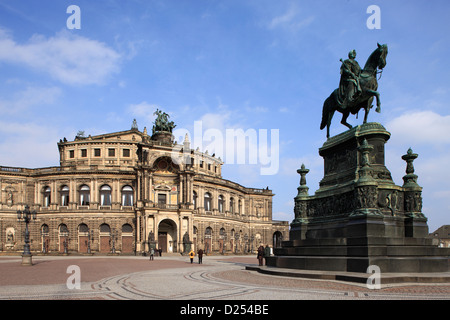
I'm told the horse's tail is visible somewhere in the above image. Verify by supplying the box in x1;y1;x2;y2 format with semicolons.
320;94;331;130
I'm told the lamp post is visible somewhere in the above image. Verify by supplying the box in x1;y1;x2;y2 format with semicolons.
63;238;68;255
17;205;37;266
244;234;249;253
87;230;93;254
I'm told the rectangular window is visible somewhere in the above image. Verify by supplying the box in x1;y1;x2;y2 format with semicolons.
158;193;167;204
123;149;130;157
94;148;101;157
81;149;87;157
108;148;115;157
69;150;74;158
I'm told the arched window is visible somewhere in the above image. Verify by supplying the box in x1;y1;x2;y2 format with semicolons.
229;197;234;214
193;191;198;209
100;223;111;234
59;224;69;236
43;187;51;207
79;185;90;206
100;185;112;206
121;186;134;206
238;199;242;214
122;224;133;233
204;192;212;211
60;185;69;206
41;224;49;234
78;223;89;233
218;195;224;213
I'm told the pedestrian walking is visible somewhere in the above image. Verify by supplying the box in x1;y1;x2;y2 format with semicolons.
188;249;195;263
149;247;154;261
197;248;203;264
257;244;264;266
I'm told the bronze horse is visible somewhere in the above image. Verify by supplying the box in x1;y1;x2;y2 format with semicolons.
320;43;388;138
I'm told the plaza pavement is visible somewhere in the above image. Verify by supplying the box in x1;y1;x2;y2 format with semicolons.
0;254;449;301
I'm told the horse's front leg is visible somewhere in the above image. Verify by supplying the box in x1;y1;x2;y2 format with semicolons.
367;90;381;113
363;103;371;124
340;112;352;129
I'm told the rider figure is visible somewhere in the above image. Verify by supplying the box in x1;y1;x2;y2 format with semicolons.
339;49;362;110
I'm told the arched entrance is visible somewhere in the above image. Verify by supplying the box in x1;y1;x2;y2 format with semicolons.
273;231;283;248
58;224;69;253
158;219;177;253
99;223;111;253
121;224;134;254
78;223;90;253
205;227;213;254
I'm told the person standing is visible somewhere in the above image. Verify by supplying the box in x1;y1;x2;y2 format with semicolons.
149;247;154;261
197;248;204;264
264;244;271;266
188;249;195;264
257;244;264;266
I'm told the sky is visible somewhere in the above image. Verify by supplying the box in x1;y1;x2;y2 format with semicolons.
0;0;449;232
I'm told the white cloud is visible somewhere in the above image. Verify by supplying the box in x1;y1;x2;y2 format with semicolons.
0;120;60;168
269;6;298;29
268;4;314;31
127;101;161;124
0;29;121;85
386;110;450;146
0;86;61;114
385;110;450;230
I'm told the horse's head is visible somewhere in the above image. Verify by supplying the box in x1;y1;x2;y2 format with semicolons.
363;43;388;73
377;43;388;70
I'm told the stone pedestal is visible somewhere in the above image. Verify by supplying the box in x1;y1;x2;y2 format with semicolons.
21;254;33;266
151;131;174;145
269;123;450;273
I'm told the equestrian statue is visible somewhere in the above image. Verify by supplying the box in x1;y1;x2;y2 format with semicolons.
320;43;388;138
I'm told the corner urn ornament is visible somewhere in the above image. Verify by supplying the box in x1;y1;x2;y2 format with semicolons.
320;43;388;138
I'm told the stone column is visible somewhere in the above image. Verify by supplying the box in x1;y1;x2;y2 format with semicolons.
401;148;427;238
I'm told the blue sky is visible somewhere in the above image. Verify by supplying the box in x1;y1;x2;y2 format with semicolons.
0;0;449;232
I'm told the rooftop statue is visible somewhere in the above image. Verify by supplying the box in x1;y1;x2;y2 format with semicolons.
320;43;388;138
152;109;176;134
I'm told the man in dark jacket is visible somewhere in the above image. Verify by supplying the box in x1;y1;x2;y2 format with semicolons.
198;248;204;264
257;245;264;266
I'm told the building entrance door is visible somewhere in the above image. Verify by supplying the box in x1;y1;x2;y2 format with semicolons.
100;236;110;253
219;239;224;254
79;236;89;253
158;232;167;252
158;219;177;253
205;236;211;254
